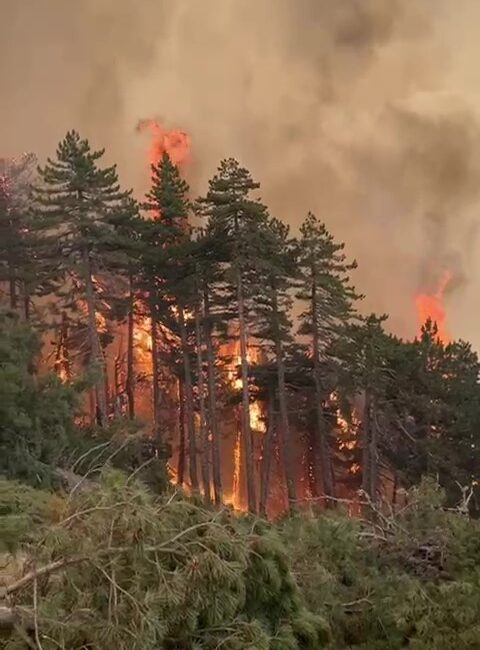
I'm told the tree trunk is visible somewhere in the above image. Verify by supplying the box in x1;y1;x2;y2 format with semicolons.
392;471;398;509
8;272;17;310
259;388;276;517
178;306;199;492
82;247;107;427
272;287;297;510
362;390;378;503
194;299;211;505
126;273;135;419
311;277;335;498
177;377;186;486
150;307;161;441
370;404;378;501
237;270;257;513
23;291;30;321
113;351;122;418
203;286;223;505
361;390;371;496
54;311;71;381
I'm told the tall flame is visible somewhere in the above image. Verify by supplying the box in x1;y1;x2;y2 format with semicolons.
136;119;191;169
415;271;452;344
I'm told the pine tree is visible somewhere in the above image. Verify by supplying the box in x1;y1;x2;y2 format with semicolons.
34;131;132;426
101;194;143;420
296;212;361;498
250;217;298;512
193;280;212;505
190;226;231;505
0;310;80;485
384;321;480;508
141;152;199;492
197;159;268;513
336;314;392;502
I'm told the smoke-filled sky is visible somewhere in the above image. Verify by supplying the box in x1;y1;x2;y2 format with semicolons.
2;0;480;343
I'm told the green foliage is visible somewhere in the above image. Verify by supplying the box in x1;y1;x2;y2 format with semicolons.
4;472;328;649
4;476;480;649
0;477;59;553
296;212;361;354
0;311;82;487
32;130;133;373
64;419;171;494
280;479;480;649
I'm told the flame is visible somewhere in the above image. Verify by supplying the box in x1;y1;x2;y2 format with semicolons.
137;119;191;169
415;271;452;343
222;337;266;510
95;310;107;334
228;430;243;510
133;314;153;372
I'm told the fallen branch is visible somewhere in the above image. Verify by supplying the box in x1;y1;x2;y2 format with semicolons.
7;520;220;596
6;557;88;596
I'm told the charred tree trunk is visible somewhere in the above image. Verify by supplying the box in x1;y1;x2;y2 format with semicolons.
150;307;161;441
272;287;297;510
126;273;135;419
311;277;335;498
82;247;107;427
203;286;223;505
178;306;199;492
259;388;276;518
362;389;378;503
177;377;186;486
194;299;211;505
237;270;256;513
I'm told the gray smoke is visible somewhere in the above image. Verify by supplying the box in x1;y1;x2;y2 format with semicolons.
2;0;480;343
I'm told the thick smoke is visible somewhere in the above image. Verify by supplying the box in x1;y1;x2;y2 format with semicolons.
1;0;479;342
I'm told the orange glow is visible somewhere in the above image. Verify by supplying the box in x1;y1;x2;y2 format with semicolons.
227;430;243;510
222;337;266;511
133;314;153;374
225;339;266;432
415;271;451;344
137;119;191;169
95;311;107;334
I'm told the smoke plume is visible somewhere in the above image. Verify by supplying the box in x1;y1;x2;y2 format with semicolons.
2;0;480;342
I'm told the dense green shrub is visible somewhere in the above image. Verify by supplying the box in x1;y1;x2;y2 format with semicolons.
3;473;328;649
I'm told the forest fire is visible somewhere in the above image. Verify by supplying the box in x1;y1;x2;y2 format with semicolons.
135;122;267;511
415;271;452;343
4;115;470;528
136;119;191;168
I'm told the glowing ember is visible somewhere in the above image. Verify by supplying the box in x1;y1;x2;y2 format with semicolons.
415;271;451;344
136;119;191;169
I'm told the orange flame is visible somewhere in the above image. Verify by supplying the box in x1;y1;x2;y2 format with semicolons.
229;430;242;510
137;119;191;169
415;271;452;344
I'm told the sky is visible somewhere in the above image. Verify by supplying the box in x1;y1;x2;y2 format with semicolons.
2;0;480;343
